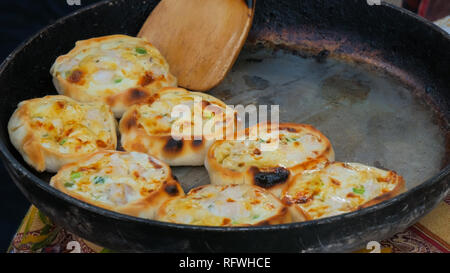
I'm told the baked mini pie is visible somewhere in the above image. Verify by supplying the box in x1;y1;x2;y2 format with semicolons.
8;95;117;172
50;34;177;117
156;184;291;226
119;87;237;166
205;123;335;196
50;151;184;219
282;162;405;221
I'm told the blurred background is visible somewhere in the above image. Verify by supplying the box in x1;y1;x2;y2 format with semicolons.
0;0;448;252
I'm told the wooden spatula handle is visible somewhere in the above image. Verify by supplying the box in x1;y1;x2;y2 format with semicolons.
138;0;256;91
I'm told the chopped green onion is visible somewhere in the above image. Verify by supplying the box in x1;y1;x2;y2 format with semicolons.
257;139;266;143
70;172;82;180
285;137;298;142
64;182;74;188
59;138;67;145
252;215;260;220
136;47;147;54
93;176;106;185
352;185;365;195
114;78;123;84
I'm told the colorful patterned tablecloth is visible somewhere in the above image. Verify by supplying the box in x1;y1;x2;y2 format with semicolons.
7;195;449;253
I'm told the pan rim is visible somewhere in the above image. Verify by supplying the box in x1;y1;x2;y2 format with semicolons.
0;0;449;233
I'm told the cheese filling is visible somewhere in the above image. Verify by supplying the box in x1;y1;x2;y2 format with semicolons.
213;130;326;172
284;163;399;219
55;152;168;207
159;185;283;226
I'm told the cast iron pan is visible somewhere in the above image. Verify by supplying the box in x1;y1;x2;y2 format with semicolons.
0;0;448;252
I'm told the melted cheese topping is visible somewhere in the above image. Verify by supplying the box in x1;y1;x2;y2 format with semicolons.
51;35;172;97
134;89;231;138
213;128;328;172
52;152;169;207
283;163;401;219
158;185;284;226
26;97;114;154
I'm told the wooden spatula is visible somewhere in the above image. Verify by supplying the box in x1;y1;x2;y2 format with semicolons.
138;0;256;92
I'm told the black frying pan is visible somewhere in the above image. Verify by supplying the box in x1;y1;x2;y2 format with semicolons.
0;0;448;252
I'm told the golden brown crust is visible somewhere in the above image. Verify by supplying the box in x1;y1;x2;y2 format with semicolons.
205;123;335;196
50;35;177;118
7;95;117;172
119;87;236;166
50;150;184;219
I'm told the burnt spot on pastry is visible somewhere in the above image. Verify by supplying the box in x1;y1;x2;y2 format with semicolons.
250;166;290;189
346;192;359;198
124;88;157;106
96;140;108;148
164;183;180;196
279;206;289;216
129;88;150;101
56;100;66;109
163;137;183;154
201;100;211;109
222;218;231;225
67;69;84;84
191;138;204;149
